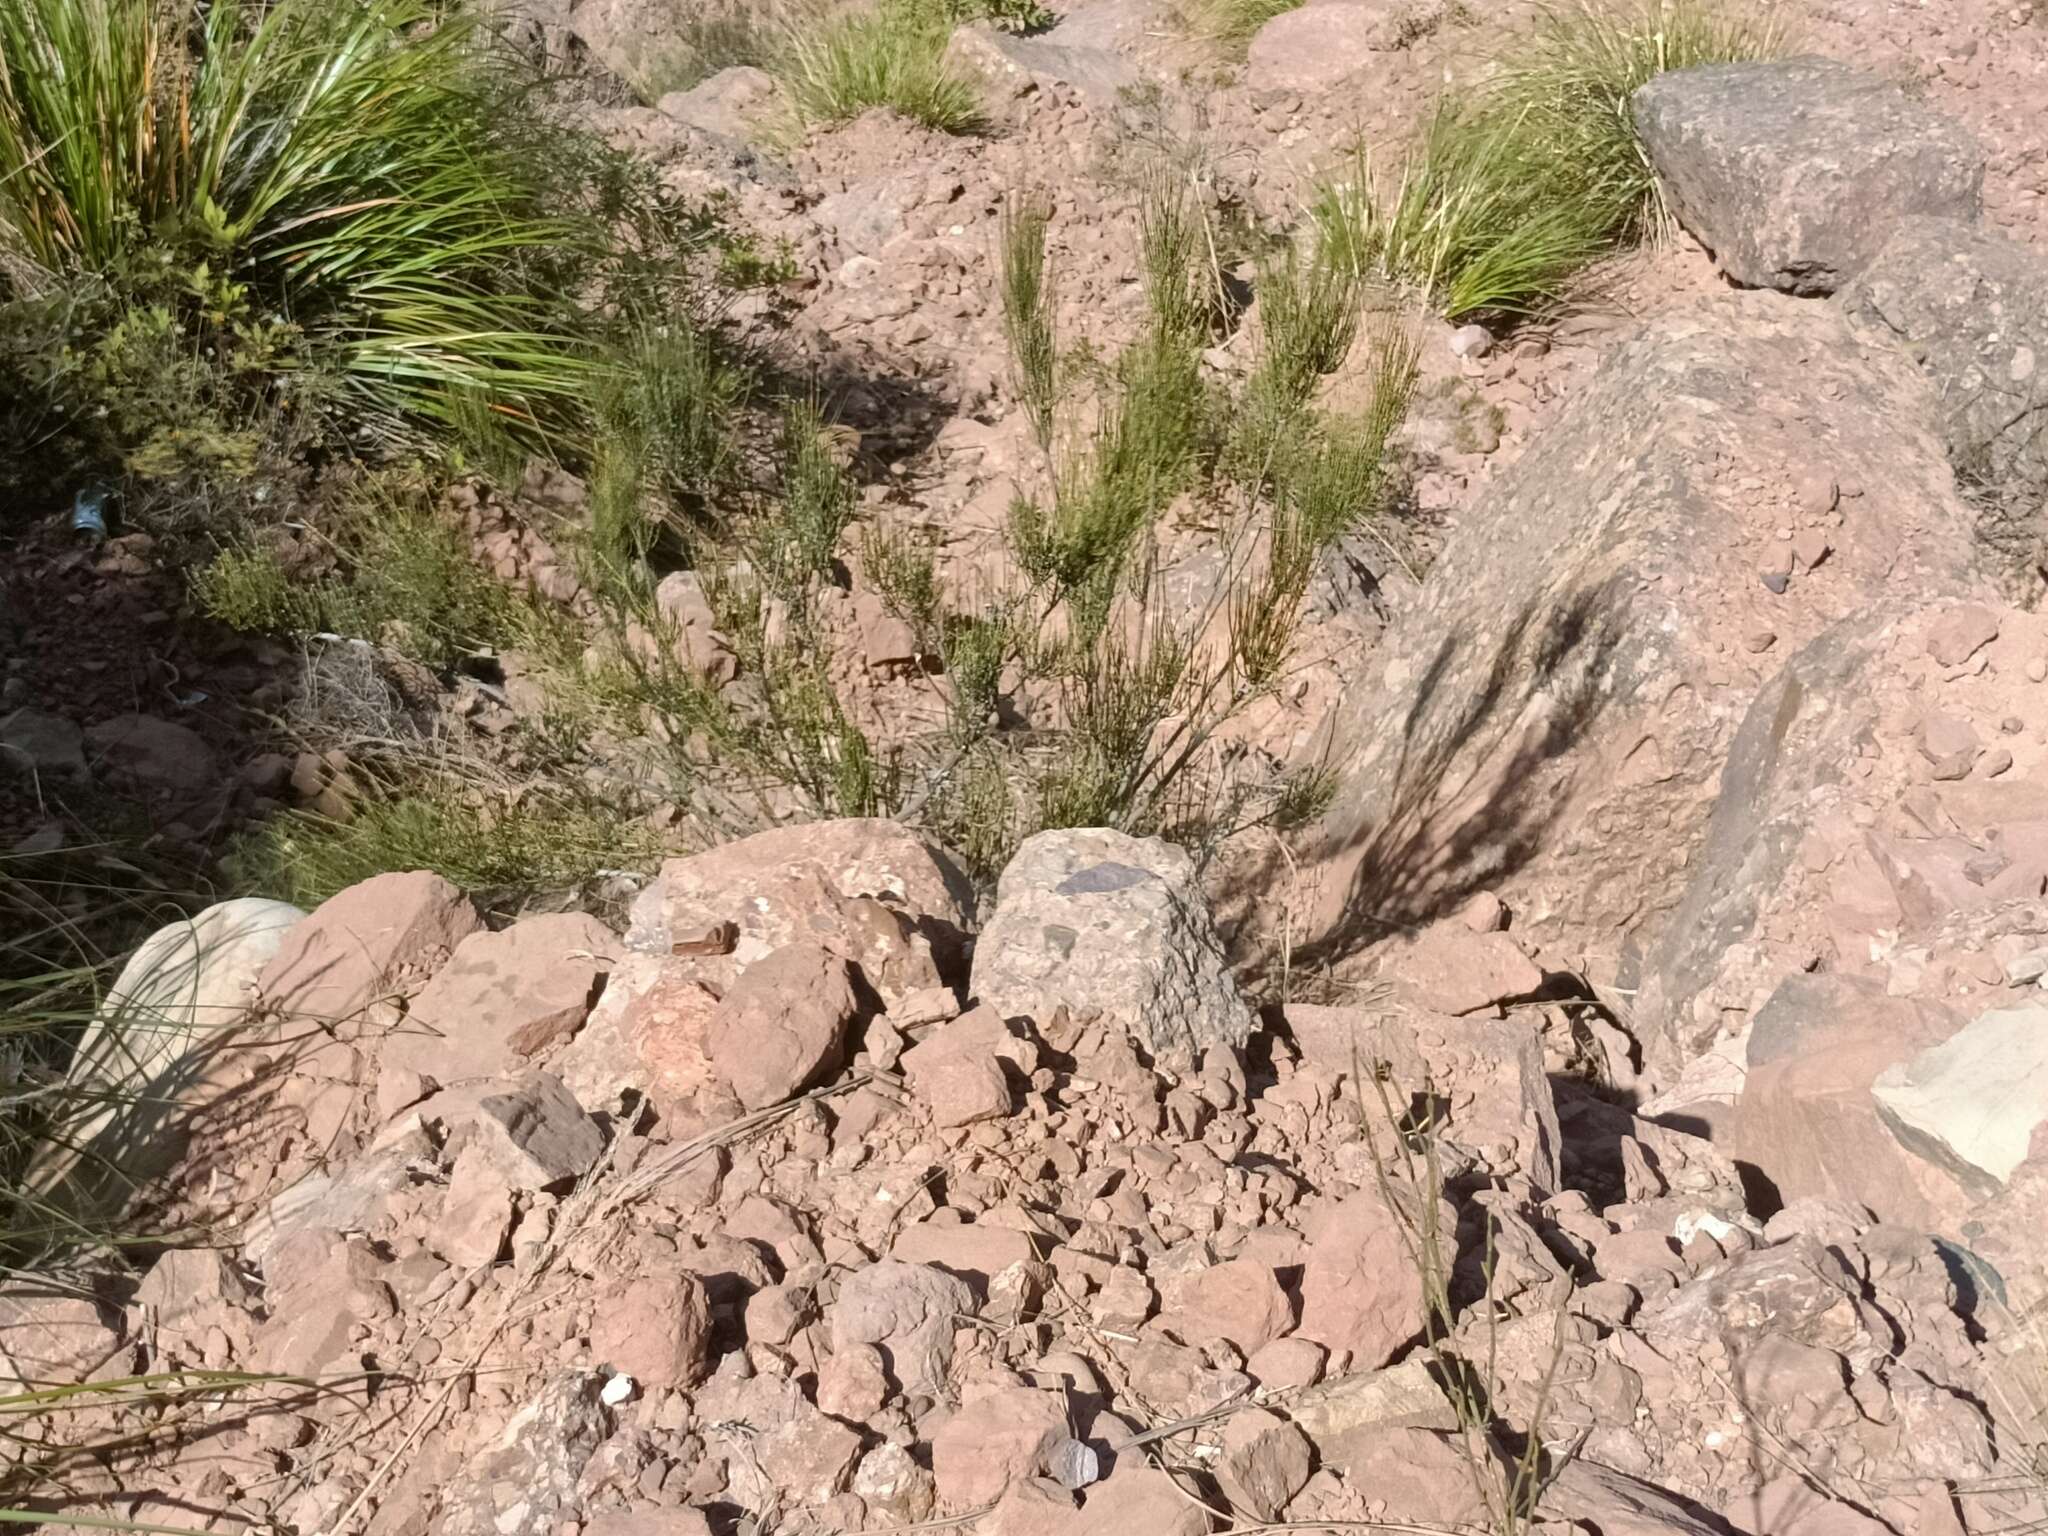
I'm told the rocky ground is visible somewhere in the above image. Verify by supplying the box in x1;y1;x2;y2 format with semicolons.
8;0;2048;1532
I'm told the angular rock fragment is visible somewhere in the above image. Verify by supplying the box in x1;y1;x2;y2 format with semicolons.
1634;58;1983;294
973;828;1252;1065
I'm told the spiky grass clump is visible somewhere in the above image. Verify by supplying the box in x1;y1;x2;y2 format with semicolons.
1312;104;1616;320
1182;0;1301;48
586;319;750;575
227;783;662;910
1492;0;1789;242
1311;0;1787;318
0;0;615;446
779;0;985;134
196;477;519;666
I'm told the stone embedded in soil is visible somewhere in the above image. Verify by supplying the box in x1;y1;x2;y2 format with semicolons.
971;828;1253;1067
250;1228;394;1378
1923;602;2004;669
1917;710;1982;762
893;1214;1044;1297
588;1272;714;1389
1071;1463;1214;1536
0;708;86;778
990;1477;1080;1536
388;911;617;1084
258;870;481;1028
0;1287;125;1384
1246;1335;1326;1391
1215;1407;1313;1522
1289;1356;1457;1455
930;1386;1070;1510
942;22;1141;125
1283;1003;1562;1191
37;896;306;1206
900;1004;1029;1126
1728;974;1969;1228
1161;1257;1292;1356
817;1341;891;1422
1843;218;2048;513
438;1144;516;1268
754;1399;865;1508
1872;1001;2048;1195
1632;57;1984;295
1295;1187;1434;1371
83;712;216;794
585;1512;715;1536
1543;1458;1736;1536
830;1259;974;1400
704;941;860;1109
437;1372;610;1536
435;1072;604;1192
1379;918;1544;1014
658;65;780;143
623;818;975;994
853;1442;937;1525
1246;0;1421;96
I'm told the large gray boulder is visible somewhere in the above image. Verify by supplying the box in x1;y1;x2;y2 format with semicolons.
1841;216;2048;563
971;828;1253;1065
1307;292;1987;989
1633;57;1984;295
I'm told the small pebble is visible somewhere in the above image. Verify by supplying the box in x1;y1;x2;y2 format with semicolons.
1931;751;1977;781
1791;530;1832;571
1761;571;1789;595
2030;657;2048;684
1744;629;1778;653
1796;472;1839;515
1982;748;2015;778
1448;323;1493;360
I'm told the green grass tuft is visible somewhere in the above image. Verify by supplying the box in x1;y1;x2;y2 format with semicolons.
1492;0;1789;242
1182;0;1301;48
0;0;612;443
195;476;520;667
227;783;662;910
779;0;985;134
1310;0;1787;319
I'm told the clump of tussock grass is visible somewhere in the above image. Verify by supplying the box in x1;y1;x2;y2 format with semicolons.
1311;0;1787;319
0;0;607;443
973;166;1417;853
778;0;986;134
226;780;663;910
195;475;523;667
1181;0;1302;48
774;0;1055;133
1007;172;1210;622
1492;0;1791;242
587;318;751;574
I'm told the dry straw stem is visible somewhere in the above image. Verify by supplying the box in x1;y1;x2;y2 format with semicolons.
1359;1047;1571;1536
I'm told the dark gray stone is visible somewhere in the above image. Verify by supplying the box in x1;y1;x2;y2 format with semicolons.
1633;57;1984;295
1841;216;2048;570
